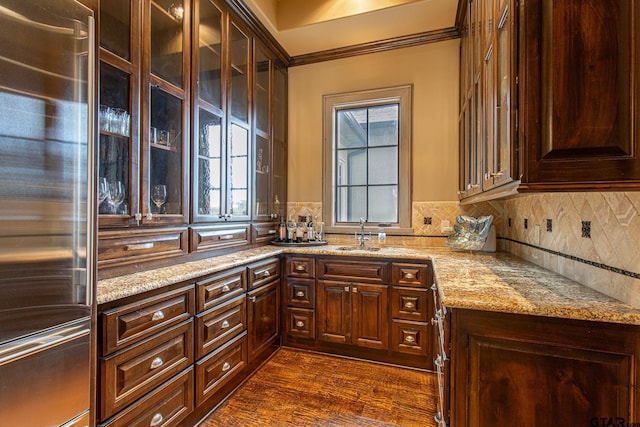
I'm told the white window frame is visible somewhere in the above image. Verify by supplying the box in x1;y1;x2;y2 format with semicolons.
322;85;413;233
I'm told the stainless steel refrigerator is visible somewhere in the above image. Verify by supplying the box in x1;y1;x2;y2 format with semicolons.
0;1;96;426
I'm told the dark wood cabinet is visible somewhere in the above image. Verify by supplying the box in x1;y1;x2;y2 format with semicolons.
98;285;196;425
98;0;288;278
284;255;434;369
458;0;640;201
317;280;351;344
283;256;317;343
247;279;280;365
450;309;640;427
519;0;640;190
316;279;389;350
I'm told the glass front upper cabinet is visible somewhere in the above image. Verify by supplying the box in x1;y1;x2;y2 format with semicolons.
253;42;271;220
98;0;139;227
150;0;185;88
142;0;189;224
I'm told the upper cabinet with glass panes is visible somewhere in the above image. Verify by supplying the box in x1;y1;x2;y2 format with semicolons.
97;0;189;227
192;3;251;223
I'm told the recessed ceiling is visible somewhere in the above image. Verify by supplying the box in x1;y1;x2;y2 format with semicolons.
243;0;459;57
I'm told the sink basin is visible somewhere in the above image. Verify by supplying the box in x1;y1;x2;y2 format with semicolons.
336;246;381;252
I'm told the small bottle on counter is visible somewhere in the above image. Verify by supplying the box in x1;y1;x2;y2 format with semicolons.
296;216;306;243
307;216;315;241
377;223;389;246
278;216;286;241
286;215;296;242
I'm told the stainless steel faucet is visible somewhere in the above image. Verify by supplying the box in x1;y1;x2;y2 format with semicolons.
357;217;369;248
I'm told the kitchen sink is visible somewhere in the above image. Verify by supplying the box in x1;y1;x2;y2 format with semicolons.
336;246;381;252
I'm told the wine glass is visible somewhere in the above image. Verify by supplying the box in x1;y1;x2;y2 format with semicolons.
108;181;125;214
151;184;167;213
98;177;109;207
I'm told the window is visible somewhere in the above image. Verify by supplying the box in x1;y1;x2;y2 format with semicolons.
323;85;412;232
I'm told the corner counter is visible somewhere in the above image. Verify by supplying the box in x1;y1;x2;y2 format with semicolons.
98;244;640;326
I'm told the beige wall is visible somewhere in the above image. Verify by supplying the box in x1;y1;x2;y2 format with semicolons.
287;39;460;203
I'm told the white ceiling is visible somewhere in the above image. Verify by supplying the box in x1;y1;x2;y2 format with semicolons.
242;0;459;57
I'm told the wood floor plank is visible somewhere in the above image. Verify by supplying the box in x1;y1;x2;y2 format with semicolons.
198;347;438;426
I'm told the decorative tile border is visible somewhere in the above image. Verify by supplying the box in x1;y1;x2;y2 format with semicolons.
501;237;640;280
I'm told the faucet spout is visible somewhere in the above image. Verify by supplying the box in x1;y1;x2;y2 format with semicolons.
358;218;368;248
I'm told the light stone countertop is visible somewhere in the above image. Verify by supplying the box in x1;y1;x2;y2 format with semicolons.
97;244;640;326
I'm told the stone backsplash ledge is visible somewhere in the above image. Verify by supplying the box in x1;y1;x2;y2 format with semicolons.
288;193;640;307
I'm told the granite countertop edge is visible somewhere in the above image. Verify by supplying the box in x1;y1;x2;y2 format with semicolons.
97;244;640;326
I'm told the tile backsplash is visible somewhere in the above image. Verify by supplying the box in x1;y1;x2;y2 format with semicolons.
502;192;640;307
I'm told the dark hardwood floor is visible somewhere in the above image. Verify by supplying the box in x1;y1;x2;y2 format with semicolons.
198;347;438;426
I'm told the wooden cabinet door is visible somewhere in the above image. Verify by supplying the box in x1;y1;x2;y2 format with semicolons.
317;280;351;344
520;0;640;189
351;283;388;350
247;280;280;363
451;309;639;427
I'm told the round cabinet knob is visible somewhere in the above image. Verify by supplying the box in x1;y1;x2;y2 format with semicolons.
263;270;271;277
150;413;164;427
404;302;415;309
295;291;305;298
150;357;163;369
295;265;305;271
222;284;231;292
295;321;305;328
403;272;415;280
404;336;416;343
151;310;165;321
222;362;231;372
221;320;230;329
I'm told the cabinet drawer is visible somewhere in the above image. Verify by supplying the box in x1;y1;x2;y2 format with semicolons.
317;259;387;284
391;287;430;322
101;320;194;419
285;257;315;278
285;308;315;340
196;266;246;312
391;319;431;357
391;263;431;288
253;222;278;243
284;278;315;308
190;224;250;252
196;295;246;359
100;368;194;427
247;257;280;290
101;286;195;355
98;228;188;267
195;332;247;406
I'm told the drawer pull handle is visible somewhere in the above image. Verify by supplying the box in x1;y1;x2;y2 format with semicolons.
151;310;165;321
150;357;163;369
403;272;415;279
295;265;305;271
221;320;230;329
295;291;305;298
268;229;277;234
260;270;271;277
404;302;415;309
125;242;154;251
404;336;416;343
219;234;235;240
222;361;231;372
295;321;305;328
150;413;164;427
222;284;231;292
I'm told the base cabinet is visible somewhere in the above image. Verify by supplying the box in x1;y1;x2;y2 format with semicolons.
451;309;640;427
98;257;281;427
283;255;436;370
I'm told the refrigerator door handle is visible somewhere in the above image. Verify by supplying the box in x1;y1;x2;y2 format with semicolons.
0;318;90;367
